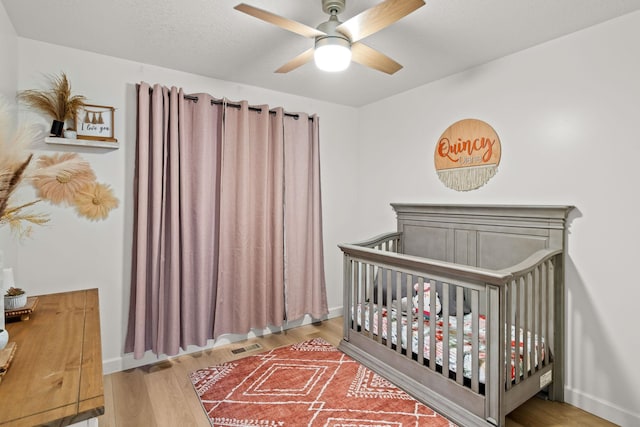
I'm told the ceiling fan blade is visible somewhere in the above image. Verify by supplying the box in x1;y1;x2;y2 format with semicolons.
351;42;402;75
337;0;425;43
275;48;315;73
234;3;326;39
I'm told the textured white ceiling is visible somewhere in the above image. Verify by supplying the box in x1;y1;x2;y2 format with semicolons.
3;0;640;106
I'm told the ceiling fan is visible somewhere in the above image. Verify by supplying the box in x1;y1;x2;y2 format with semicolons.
234;0;425;74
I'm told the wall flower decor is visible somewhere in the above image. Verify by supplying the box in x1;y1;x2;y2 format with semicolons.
74;182;119;221
31;153;96;204
0;97;118;238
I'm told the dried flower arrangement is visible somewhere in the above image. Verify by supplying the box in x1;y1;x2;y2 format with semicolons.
17;72;86;132
0;97;118;238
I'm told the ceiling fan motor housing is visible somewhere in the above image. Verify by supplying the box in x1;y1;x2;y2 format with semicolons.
314;11;351;72
315;13;350;47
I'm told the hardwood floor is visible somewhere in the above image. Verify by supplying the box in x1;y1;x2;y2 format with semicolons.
99;317;616;427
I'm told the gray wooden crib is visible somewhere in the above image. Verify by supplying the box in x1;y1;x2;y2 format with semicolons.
338;204;573;427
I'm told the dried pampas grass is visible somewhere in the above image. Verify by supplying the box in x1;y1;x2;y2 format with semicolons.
0;155;33;220
0;99;39;171
17;72;86;123
0;200;49;238
0;98;41;230
31;153;96;205
74;182;119;221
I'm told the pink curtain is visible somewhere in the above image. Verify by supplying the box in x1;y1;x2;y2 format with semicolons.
214;103;285;335
126;84;328;358
283;113;328;320
126;84;222;358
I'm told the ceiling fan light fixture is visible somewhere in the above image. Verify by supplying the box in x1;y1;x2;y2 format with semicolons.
314;36;351;72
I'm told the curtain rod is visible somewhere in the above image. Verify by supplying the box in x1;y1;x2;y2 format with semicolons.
183;94;307;120
141;85;311;121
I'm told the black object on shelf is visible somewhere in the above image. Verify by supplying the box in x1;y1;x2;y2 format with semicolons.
50;120;64;137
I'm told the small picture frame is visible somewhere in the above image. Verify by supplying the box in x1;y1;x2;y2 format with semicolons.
76;104;117;142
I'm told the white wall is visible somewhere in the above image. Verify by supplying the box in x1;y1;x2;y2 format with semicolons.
356;11;640;427
0;1;16;98
0;1;18;283
10;38;359;372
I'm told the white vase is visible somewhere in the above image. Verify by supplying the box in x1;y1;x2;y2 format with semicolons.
0;329;8;350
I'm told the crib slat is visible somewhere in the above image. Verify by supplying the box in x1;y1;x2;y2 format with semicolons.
530;267;544;374
405;273;412;357
514;276;520;384
358;262;366;338
546;260;553;365
352;260;358;334
417;277;425;365
538;261;549;368
387;273;402;351
344;257;353;338
485;285;502;423
396;271;403;355
518;277;524;385
429;279;437;372
532;271;538;377
516;273;536;382
386;268;400;347
471;290;480;393
456;286;464;385
386;269;393;349
372;264;381;344
442;282;450;376
505;280;513;389
398;275;413;359
367;264;374;340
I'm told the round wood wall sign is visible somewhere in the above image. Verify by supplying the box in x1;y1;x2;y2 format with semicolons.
434;118;501;191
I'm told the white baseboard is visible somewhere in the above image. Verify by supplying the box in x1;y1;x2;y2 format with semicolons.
565;386;640;427
103;306;343;375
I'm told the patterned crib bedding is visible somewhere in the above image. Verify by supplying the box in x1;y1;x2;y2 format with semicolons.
355;304;544;384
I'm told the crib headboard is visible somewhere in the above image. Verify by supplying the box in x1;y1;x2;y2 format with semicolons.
392;204;573;270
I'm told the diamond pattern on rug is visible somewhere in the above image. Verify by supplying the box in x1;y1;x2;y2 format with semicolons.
191;363;238;396
190;338;456;426
244;363;327;396
348;365;412;400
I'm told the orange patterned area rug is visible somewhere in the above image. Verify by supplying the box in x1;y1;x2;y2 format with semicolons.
189;337;456;426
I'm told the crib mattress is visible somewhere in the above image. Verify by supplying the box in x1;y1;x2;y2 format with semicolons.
355;304;544;384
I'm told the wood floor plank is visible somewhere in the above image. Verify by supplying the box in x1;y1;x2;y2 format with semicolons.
110;368;158;427
165;355;220;427
97;374;115;427
144;362;202;427
103;316;615;427
507;396;617;426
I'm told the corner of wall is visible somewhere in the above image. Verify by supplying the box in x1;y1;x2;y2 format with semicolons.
565;386;640;426
0;2;18;98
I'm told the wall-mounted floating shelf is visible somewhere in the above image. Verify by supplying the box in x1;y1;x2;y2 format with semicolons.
45;136;118;149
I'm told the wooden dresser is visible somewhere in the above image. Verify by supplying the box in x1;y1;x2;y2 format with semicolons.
0;289;104;426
